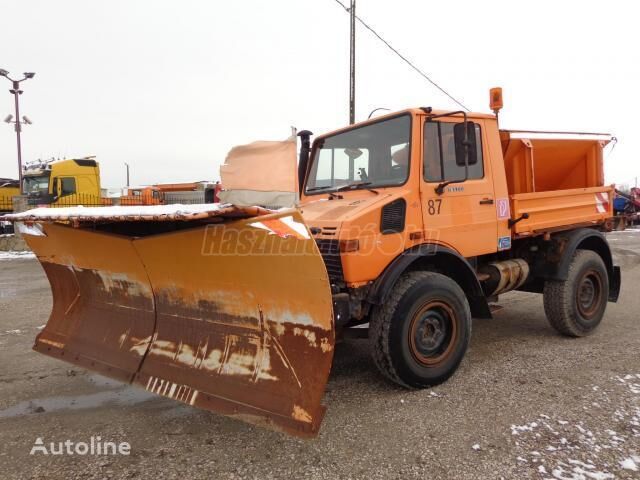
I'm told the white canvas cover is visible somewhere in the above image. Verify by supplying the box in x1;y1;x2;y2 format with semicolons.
218;135;297;208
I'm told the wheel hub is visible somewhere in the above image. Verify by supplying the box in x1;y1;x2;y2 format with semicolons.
408;301;457;366
576;270;603;318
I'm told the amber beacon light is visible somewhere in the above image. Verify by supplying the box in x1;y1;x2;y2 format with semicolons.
490;87;503;115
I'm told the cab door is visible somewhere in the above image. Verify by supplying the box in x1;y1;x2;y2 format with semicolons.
54;176;79;206
420;118;498;257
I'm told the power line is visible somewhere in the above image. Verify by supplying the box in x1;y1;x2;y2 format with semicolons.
330;0;470;112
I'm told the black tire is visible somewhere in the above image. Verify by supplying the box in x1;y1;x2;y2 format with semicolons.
369;271;472;388
543;250;609;337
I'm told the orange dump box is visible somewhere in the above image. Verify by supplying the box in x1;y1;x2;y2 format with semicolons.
500;131;614;235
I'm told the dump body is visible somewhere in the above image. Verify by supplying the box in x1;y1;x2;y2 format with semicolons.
510;186;614;235
500;131;614;235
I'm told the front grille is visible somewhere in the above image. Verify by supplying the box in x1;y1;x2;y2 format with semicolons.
315;239;345;286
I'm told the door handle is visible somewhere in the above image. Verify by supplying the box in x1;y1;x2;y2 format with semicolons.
479;198;494;205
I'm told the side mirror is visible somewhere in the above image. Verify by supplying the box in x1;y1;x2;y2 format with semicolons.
453;122;478;167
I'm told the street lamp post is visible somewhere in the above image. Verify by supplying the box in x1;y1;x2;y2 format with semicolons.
348;0;356;125
0;69;35;194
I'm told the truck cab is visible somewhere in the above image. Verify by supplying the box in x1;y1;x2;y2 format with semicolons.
299;109;511;287
23;157;102;206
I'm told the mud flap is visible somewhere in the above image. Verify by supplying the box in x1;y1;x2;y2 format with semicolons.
24;210;334;437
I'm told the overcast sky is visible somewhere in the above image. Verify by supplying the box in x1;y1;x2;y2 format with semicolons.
1;0;638;188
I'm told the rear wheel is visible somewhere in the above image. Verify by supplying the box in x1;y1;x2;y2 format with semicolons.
369;271;471;388
543;250;609;337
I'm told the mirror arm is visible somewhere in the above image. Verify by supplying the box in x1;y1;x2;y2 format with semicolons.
434;178;467;195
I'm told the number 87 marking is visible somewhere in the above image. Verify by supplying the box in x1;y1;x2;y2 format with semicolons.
427;199;442;215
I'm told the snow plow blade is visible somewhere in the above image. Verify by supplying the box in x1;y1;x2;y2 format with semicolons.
10;205;334;437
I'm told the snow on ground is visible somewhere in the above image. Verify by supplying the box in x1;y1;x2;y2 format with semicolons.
608;227;640;235
619;457;638;471
0;251;35;260
510;374;640;479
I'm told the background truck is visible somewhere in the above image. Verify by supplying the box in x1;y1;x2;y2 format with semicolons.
22;158;220;207
0;178;20;212
154;181;221;204
613;187;640;227
4;92;621;437
119;186;164;205
22;157;103;206
0;178;20;233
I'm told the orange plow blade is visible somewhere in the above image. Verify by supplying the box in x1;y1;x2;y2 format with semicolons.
17;207;335;437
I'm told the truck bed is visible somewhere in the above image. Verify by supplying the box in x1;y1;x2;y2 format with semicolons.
500;130;614;236
510;186;614;236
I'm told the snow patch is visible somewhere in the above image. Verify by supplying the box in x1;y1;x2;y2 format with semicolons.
0;251;35;260
4;203;230;220
510;375;640;478
620;458;638;471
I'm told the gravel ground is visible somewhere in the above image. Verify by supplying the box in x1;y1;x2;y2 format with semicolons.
0;229;639;479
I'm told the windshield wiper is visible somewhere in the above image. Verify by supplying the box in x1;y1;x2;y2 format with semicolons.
334;182;379;194
307;182;379;196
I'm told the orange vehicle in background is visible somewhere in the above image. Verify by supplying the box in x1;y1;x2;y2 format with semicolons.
5;89;621;437
120;186;164;205
154;181;221;204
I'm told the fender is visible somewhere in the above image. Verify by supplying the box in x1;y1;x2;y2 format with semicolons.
367;243;492;319
533;228;621;302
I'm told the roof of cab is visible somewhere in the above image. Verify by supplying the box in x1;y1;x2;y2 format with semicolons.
315;107;496;140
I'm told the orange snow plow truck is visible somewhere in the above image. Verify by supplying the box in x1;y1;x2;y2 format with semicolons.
3;92;621;437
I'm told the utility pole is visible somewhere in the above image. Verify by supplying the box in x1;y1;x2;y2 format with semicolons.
124;163;130;187
349;0;356;125
0;69;35;194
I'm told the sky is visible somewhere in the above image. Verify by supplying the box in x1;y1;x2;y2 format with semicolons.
1;0;638;188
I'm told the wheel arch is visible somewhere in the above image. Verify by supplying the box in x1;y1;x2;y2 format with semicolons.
367;243;492;319
534;228;620;302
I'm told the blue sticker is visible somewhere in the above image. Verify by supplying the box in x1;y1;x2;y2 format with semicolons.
498;236;511;251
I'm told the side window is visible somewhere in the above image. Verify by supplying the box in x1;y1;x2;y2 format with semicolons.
423;121;483;182
60;177;77;195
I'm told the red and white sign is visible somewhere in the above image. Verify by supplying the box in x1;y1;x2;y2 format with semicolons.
595;192;609;214
496;198;510;219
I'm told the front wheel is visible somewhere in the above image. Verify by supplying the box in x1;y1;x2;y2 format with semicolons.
543;250;609;337
369;271;471;388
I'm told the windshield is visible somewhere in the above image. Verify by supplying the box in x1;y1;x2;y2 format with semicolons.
23;174;51;194
305;114;411;193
